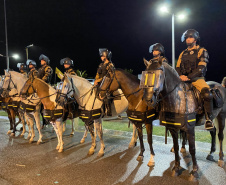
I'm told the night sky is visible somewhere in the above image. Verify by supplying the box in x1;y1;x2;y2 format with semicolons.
0;0;226;82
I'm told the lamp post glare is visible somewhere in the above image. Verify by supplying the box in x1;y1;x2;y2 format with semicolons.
178;14;186;20
160;6;169;13
12;54;20;60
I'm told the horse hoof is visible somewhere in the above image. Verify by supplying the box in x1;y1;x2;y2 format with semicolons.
136;156;144;162
80;139;85;144
88;149;95;155
170;147;174;153
180;147;186;153
58;149;63;153
172;166;182;177
29;140;33;144
206;154;215;161
147;161;155;167
128;143;135;149
70;133;74;137
10;133;15;137
98;152;104;157
218;160;224;167
7;130;11;135
37;141;42;145
189;170;199;181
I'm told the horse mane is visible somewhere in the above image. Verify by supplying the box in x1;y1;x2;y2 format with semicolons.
162;62;180;79
116;68;140;84
70;75;92;86
9;71;27;80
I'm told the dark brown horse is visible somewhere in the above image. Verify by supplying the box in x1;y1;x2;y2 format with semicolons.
142;60;226;180
99;68;160;166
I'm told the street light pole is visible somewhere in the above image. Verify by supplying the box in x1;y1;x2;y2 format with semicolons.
172;14;175;69
4;0;9;70
25;44;34;60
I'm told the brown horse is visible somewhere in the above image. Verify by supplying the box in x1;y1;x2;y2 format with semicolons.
99;68;159;166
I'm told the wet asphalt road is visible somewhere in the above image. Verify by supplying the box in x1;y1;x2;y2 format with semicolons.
0;118;226;185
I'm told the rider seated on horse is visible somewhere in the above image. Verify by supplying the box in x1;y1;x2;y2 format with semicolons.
17;63;27;77
94;48;114;116
26;59;38;81
37;54;53;84
148;43;168;65
176;29;214;130
60;57;77;75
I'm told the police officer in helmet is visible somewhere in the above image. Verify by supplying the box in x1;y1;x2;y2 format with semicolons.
148;43;168;64
26;59;38;81
38;54;53;84
176;29;213;130
60;57;77;75
17;63;27;76
94;48;114;116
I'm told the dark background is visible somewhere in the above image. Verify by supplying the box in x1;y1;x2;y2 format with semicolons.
0;0;225;82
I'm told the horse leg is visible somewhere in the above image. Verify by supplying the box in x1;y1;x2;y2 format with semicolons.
70;118;75;136
206;127;216;161
146;123;155;167
80;125;88;144
56;120;64;152
7;109;13;135
28;114;35;143
95;118;105;157
10;109;16;137
169;128;181;177
128;124;138;148
87;123;96;155
187;126;199;181
25;113;31;140
180;130;187;153
136;124;145;161
52;122;61;150
34;110;43;145
19;111;26;136
217;113;225;167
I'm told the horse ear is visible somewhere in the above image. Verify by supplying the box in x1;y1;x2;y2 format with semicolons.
143;58;152;67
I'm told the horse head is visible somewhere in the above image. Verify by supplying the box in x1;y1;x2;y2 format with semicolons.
142;58;165;108
56;74;75;107
99;68;120;99
1;71;15;98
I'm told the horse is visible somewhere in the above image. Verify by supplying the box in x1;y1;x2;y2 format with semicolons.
20;76;82;152
0;74;23;136
142;60;226;180
56;74;137;156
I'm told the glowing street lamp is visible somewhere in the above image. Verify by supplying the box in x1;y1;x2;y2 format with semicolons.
159;6;187;69
0;53;20;60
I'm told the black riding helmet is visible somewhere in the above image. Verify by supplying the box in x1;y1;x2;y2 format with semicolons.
149;43;165;56
26;59;36;67
181;29;200;42
99;48;112;61
60;57;74;66
39;54;50;65
17;63;26;70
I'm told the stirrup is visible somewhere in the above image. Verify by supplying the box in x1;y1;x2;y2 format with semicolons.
205;120;214;130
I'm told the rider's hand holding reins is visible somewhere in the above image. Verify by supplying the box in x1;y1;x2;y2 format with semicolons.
180;75;190;82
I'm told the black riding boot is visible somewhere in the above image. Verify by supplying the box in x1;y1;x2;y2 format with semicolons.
104;98;112;116
201;88;214;130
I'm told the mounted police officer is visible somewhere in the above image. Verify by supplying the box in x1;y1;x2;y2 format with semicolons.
149;43;168;64
17;63;27;76
94;48;114;116
60;57;77;75
26;59;38;81
176;29;213;130
37;54;53;84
